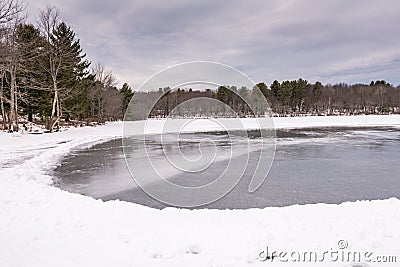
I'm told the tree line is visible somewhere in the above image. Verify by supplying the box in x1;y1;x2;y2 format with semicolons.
0;1;133;132
144;79;400;118
262;79;400;116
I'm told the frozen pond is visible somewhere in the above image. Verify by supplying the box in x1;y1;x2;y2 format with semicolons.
53;127;400;209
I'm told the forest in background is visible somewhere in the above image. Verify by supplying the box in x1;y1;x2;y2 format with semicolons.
1;0;400;132
140;80;400;119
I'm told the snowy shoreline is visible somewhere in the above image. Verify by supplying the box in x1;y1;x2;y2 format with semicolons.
1;115;400;266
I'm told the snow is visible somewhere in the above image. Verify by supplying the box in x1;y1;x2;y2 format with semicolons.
1;115;399;266
273;114;400;129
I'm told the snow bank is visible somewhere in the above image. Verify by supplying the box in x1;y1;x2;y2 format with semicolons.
1;116;399;266
274;114;400;129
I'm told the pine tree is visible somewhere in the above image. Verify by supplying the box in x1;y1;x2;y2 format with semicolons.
120;82;134;116
270;80;280;97
15;23;51;122
256;82;269;98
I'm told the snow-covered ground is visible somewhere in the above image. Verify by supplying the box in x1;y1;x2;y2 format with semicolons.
1;115;399;266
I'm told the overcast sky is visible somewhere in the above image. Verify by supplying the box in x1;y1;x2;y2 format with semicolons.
27;0;400;88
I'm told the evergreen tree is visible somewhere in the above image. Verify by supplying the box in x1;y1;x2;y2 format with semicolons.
256;82;269;98
15;23;51;121
270;80;280;97
120;82;134;116
51;22;90;121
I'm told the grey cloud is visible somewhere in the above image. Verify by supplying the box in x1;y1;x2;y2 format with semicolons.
27;0;400;88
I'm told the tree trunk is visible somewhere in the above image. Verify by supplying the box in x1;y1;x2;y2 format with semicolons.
50;78;60;131
0;72;6;130
9;68;18;132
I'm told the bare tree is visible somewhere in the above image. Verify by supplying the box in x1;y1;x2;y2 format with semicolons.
37;5;62;130
38;6;90;130
0;2;25;131
88;62;119;121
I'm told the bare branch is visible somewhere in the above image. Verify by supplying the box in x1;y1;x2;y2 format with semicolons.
92;62;118;88
0;0;25;25
37;4;60;42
